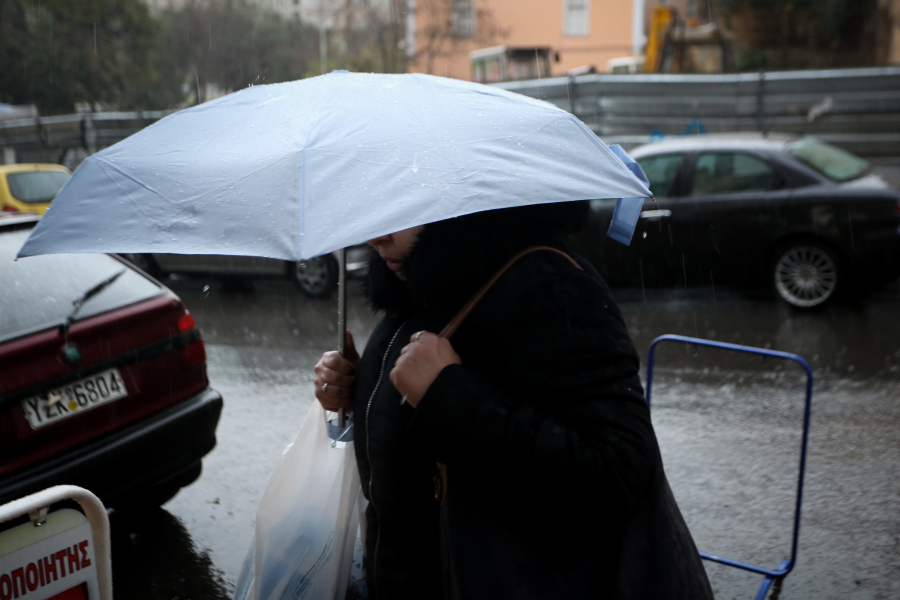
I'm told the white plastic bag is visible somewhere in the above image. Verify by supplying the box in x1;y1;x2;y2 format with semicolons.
234;403;366;600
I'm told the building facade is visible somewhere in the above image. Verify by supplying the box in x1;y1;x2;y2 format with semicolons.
406;0;647;80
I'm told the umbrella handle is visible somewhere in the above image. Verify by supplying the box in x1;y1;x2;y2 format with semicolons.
337;247;348;428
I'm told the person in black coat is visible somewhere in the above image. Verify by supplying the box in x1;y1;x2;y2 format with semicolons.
314;202;714;600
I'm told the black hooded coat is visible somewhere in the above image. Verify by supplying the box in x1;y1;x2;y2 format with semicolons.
352;202;714;600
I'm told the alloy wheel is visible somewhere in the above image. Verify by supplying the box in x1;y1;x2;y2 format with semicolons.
294;255;337;297
774;245;838;308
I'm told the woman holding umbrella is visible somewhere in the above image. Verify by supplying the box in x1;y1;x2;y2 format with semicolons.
13;70;708;598
314;201;713;600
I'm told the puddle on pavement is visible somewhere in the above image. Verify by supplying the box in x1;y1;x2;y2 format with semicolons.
110;508;232;600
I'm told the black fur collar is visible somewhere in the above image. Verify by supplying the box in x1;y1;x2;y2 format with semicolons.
362;201;589;317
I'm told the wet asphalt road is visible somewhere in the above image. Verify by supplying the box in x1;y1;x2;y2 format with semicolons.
108;275;900;600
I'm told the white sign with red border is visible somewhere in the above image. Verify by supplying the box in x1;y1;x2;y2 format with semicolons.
0;509;100;600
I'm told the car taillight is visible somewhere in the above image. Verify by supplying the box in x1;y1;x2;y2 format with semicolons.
178;312;206;368
2;204;17;212
178;314;197;332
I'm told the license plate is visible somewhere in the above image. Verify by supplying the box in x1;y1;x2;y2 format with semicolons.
21;368;128;430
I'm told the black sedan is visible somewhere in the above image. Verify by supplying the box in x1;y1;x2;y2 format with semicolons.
571;134;900;308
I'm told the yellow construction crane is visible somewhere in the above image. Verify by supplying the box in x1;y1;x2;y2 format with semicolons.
645;3;675;73
645;4;733;73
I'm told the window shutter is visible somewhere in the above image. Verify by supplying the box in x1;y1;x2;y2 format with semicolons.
564;0;590;36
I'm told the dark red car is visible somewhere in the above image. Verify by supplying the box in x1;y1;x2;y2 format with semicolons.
0;213;222;509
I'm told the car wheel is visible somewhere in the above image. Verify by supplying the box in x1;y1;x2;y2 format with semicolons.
293;254;339;297
120;253;162;278
773;242;840;308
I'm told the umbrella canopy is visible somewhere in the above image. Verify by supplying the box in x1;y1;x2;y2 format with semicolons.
18;72;650;261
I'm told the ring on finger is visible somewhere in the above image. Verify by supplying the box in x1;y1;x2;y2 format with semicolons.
414;330;426;342
322;382;329;393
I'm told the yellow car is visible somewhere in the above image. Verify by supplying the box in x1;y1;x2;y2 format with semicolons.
0;164;71;215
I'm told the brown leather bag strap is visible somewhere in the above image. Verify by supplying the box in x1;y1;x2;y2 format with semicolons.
438;245;583;340
432;245;582;505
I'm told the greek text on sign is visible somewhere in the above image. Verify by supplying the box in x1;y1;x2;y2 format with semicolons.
0;509;99;600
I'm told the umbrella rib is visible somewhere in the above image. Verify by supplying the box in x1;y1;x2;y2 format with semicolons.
94;154;304;253
95;156;167;198
96;155;287;208
298;97;326;259
94;157;178;230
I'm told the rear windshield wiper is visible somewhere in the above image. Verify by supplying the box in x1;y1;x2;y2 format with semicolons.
61;269;127;340
39;269;128;405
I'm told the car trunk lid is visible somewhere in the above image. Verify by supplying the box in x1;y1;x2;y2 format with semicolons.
0;290;208;477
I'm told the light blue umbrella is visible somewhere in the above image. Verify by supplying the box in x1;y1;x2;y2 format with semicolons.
18;71;650;262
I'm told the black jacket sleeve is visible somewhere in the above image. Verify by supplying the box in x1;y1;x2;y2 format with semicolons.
407;254;658;516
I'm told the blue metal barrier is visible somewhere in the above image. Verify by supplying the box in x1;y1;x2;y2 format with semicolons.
646;335;814;600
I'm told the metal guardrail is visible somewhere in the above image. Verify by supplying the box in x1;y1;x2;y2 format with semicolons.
496;67;900;158
0;110;177;163
646;335;814;600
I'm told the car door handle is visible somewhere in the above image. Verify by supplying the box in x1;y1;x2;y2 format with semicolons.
640;209;672;219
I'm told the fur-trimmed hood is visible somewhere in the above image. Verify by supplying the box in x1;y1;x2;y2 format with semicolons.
362;200;590;316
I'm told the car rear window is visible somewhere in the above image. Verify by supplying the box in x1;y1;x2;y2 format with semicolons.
6;170;71;203
0;228;163;342
788;137;870;182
